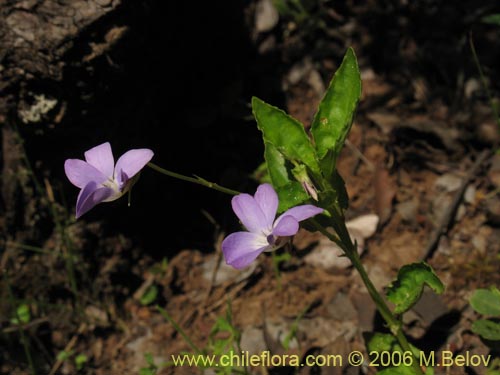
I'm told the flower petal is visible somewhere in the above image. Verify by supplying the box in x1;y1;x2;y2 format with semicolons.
231;193;269;233
272;215;299;236
76;181;114;218
254;183;278;229
64;159;108;189
222;231;269;269
276;204;323;224
84;142;114;178
115;149;154;186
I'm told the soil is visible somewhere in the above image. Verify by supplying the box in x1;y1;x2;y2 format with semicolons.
1;1;500;374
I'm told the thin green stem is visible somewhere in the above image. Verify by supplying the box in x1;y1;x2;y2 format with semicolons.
147;162;240;196
156;306;202;354
4;272;36;375
6;242;53;255
319;214;424;375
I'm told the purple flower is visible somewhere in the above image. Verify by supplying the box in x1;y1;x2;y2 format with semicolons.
222;183;323;269
64;142;154;218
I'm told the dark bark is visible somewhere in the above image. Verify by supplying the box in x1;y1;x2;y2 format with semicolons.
0;0;123;235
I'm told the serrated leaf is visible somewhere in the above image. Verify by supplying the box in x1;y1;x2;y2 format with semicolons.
275;182;309;212
472;319;500;341
262;142;310;212
386;262;444;314
470;288;500;316
366;332;402;353
311;48;361;177
365;333;432;375
253;96;320;174
264;141;290;188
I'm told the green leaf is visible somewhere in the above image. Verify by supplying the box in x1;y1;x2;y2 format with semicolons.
329;170;349;210
253;96;320;174
57;350;73;361
263;142;310;212
74;354;88;370
386;262;444;314
139;368;156;375
275;182;310;212
11;303;31;325
144;352;155;366
310;47;361;177
264;141;291;188
365;333;433;375
482;14;500;26
470;288;500;316
366;332;402;353
472;319;500;341
140;285;158;306
211;316;233;335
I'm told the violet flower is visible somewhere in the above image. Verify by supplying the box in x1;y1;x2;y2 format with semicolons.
222;183;323;269
64;142;153;218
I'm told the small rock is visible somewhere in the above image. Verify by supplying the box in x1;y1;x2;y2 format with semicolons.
435;173;462;192
464;78;481;99
477;121;500;145
351;292;376;332
327;293;357;321
464;185;476;204
255;0;279;33
85;305;109;327
299;318;357;346
367;264;392;291
304;215;379;269
240;326;267;354
396;199;418;223
202;255;256;285
307;69;325;96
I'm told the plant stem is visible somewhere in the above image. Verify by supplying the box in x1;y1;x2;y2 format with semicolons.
4;272;36;375
147;162;240;196
319;214;424;375
156;306;202;354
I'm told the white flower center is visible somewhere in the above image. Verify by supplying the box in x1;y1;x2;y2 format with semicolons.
101;178;124;202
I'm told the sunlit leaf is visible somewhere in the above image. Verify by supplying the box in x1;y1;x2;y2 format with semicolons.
310;47;361;178
386;262;444;314
472;319;500;341
253;96;320;174
365;333;432;375
470;288;500;316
